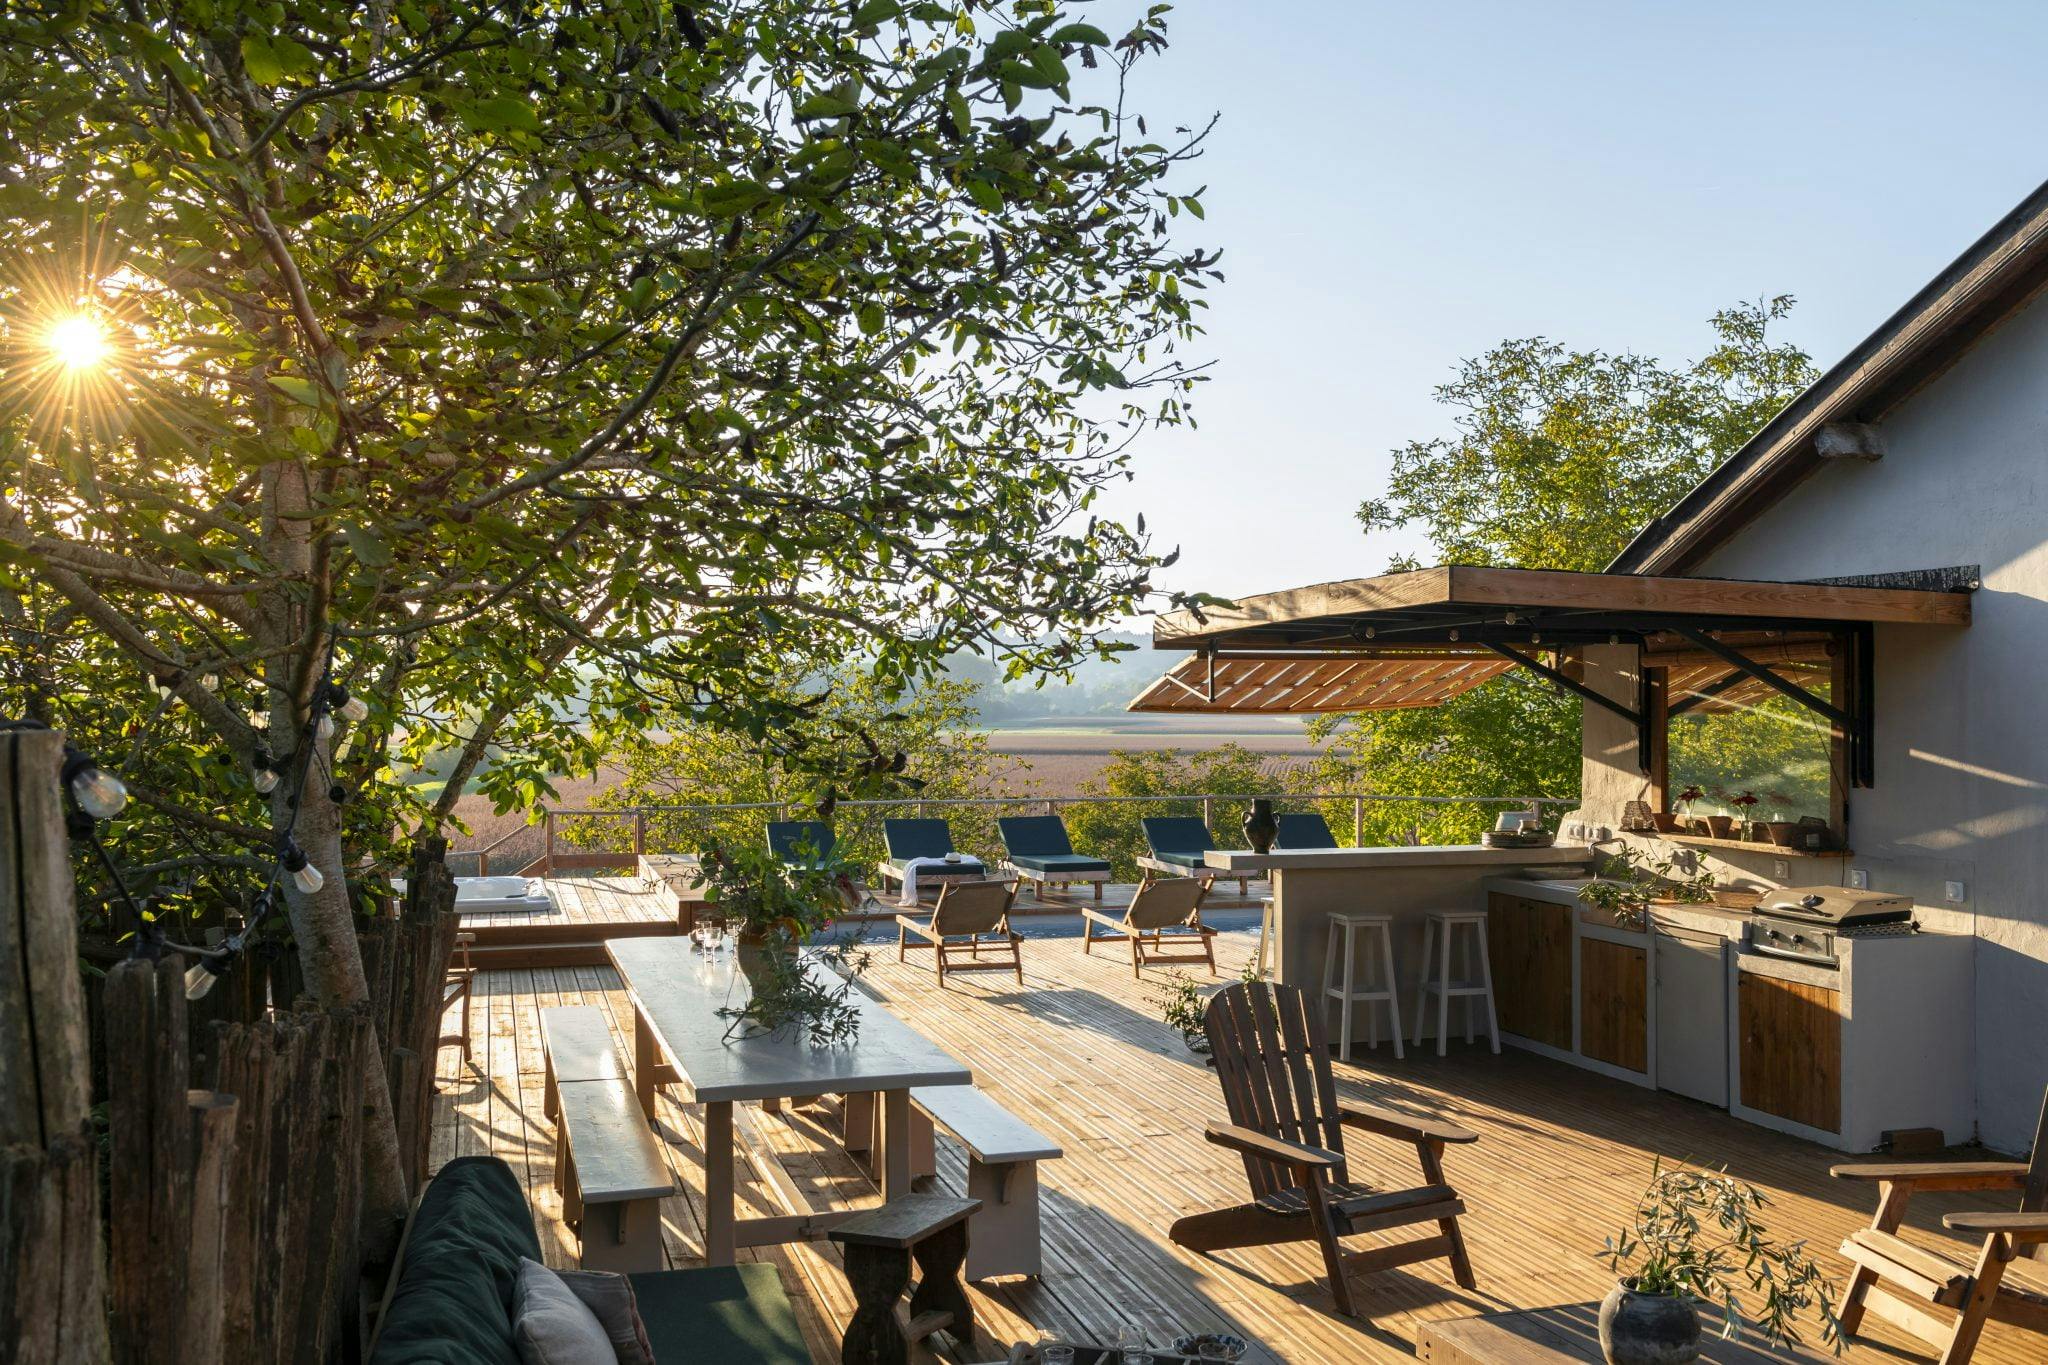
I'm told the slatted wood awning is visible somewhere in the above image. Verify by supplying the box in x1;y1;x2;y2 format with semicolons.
1129;652;1514;715
1132;565;1971;788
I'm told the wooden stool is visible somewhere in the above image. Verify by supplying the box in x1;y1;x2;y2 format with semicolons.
1412;910;1500;1056
1254;896;1276;979
1321;911;1402;1061
830;1194;981;1365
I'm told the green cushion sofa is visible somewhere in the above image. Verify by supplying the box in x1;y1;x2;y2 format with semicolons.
368;1156;807;1365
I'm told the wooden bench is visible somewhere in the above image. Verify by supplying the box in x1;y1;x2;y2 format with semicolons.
846;1084;1060;1280
541;1005;676;1272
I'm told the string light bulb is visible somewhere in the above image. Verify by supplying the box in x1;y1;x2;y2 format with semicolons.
314;712;334;742
60;745;129;819
330;685;368;724
280;841;325;894
251;750;279;794
184;955;222;1001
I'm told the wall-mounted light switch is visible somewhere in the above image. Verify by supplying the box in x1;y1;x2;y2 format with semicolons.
1773;859;1790;879
1848;868;1870;889
1945;880;1967;904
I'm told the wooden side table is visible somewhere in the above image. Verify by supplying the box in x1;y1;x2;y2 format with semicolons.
1418;1303;1832;1363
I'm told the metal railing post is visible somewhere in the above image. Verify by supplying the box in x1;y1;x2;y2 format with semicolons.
542;811;556;873
1353;796;1364;847
1202;796;1213;828
632;809;646;859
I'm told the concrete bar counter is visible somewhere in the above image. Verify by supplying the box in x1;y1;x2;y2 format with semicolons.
1204;844;1595;1047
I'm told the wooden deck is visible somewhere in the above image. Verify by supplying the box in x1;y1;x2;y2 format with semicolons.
430;876;2042;1363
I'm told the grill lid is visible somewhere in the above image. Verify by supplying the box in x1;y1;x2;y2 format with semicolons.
1758;884;1913;926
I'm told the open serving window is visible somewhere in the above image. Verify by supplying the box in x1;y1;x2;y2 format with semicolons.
1133;564;1975;845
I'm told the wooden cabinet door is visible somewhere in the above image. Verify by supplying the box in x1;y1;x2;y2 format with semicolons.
1738;972;1841;1133
1485;894;1571;1049
1579;939;1648;1073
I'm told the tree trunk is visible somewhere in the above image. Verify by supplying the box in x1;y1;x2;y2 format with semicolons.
277;757;409;1260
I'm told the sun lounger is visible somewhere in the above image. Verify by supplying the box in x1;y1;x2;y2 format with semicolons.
1138;815;1251;896
1275;811;1339;849
996;815;1111;904
766;820;836;864
878;818;986;902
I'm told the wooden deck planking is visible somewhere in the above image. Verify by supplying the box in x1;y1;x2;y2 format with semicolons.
428;891;2041;1364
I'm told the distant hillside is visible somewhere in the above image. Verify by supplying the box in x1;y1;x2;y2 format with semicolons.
944;631;1276;730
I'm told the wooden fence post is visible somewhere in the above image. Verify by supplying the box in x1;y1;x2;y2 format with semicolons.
0;726;112;1363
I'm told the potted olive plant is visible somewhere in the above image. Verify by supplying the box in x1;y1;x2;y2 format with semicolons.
696;840;867;1041
1597;1161;1841;1364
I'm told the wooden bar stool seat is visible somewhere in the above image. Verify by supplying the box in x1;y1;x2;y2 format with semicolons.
1321;911;1402;1061
1412;909;1500;1057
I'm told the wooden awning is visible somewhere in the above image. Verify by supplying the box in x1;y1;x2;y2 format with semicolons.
1150;564;1970;651
1131;565;1970;764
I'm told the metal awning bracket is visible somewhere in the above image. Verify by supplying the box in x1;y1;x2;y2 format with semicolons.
1669;627;1853;729
1158;646;1218;705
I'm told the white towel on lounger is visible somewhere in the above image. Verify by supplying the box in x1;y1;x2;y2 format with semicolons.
896;856;962;908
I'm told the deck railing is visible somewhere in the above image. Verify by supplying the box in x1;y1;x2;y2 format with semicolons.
459;791;1576;878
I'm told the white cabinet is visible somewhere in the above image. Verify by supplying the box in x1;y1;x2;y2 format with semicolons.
1654;928;1728;1107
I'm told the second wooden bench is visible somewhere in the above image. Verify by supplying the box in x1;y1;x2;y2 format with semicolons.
541;1004;676;1272
842;1083;1063;1280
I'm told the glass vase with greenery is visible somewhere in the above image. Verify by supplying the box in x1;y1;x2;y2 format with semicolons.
1598;1161;1842;1354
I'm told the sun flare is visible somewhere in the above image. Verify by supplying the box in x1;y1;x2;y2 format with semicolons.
46;314;110;371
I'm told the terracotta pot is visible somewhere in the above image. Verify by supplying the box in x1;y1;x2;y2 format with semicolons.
1598;1281;1701;1364
1650;812;1681;833
1766;821;1799;847
735;930;783;997
1702;816;1736;839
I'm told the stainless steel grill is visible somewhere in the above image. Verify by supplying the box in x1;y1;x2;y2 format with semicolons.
1744;885;1915;966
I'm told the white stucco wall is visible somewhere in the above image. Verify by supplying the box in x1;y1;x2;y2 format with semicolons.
1683;288;2048;1151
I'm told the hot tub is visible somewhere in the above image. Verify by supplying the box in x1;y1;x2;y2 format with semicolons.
390;874;553;915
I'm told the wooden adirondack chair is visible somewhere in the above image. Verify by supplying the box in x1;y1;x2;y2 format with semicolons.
1833;1088;2048;1364
1169;981;1479;1316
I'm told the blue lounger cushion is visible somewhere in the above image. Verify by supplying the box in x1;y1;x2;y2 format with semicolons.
1274;812;1338;849
1141;816;1216;861
1008;853;1113;875
883;817;967;863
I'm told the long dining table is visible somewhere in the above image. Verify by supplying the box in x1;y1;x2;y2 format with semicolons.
605;936;971;1265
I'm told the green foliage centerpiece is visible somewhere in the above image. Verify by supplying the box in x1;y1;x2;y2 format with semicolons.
1597;1161;1841;1363
1577;845;1716;932
697;841;867;1044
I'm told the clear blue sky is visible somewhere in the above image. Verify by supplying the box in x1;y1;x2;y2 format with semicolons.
1101;0;2048;606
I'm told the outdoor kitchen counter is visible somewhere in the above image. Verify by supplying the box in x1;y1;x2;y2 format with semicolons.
1208;845;1595;1029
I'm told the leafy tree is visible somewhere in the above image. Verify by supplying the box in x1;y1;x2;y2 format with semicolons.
0;0;1213;1241
1329;301;1819;812
1360;297;1817;573
587;667;1021;871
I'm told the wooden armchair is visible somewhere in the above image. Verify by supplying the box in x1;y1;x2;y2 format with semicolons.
1168;981;1478;1317
1833;1090;2048;1364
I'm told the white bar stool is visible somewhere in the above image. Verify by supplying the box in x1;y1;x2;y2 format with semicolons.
1412;909;1500;1056
1253;896;1276;979
1321;911;1402;1061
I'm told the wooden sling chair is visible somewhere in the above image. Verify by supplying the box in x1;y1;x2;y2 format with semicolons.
1081;874;1214;978
1833;1088;2048;1364
896;878;1023;986
1169;982;1479;1317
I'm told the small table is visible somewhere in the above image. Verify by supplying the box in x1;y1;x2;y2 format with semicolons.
1418;1303;1832;1364
606;938;972;1266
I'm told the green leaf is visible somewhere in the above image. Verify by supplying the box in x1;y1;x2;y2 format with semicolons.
851;0;902;26
460;96;540;134
794;92;860;120
268;375;322;406
856;302;885;336
241;32;316;84
1051;22;1111;46
701;180;771;217
342;522;392;567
